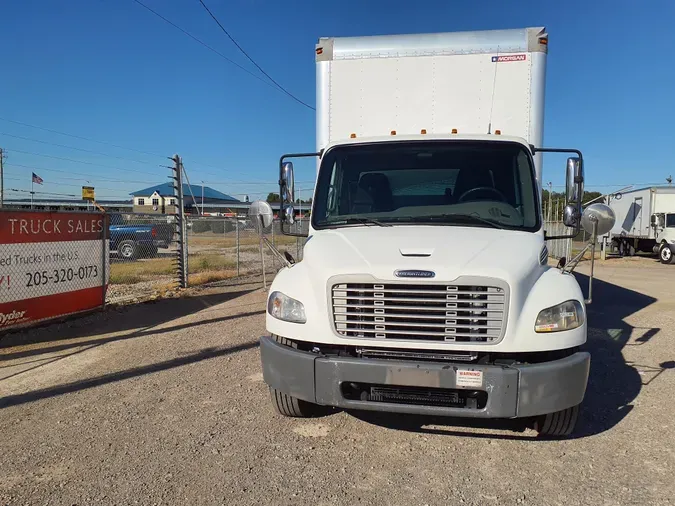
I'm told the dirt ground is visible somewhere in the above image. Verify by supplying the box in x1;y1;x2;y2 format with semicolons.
1;257;673;505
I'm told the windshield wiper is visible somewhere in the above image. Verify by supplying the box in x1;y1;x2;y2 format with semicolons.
326;217;393;227
408;213;505;229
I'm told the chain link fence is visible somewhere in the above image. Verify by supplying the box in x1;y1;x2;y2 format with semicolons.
106;212;178;304
544;221;573;260
185;215;309;282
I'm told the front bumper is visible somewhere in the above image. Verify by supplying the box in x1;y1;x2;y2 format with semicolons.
260;336;590;418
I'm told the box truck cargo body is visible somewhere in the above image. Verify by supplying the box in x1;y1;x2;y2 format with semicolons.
606;186;675;263
259;27;606;437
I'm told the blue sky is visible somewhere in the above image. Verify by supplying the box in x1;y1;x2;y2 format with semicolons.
1;0;673;203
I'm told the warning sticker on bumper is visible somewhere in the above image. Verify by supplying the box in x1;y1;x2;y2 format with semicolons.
456;369;484;388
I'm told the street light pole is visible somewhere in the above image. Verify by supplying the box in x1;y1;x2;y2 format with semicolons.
201;181;205;215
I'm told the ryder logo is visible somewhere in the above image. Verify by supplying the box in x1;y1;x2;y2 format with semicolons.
491;54;527;63
0;310;27;326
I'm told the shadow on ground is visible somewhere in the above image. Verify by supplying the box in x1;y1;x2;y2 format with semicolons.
0;340;259;410
0;288;260;362
0;285;265;409
351;272;660;440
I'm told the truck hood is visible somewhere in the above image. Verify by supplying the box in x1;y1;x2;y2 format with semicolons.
303;225;544;285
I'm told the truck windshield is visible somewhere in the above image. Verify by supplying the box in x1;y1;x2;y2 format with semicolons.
312;141;540;231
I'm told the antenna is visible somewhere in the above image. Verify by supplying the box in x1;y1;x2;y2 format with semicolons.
487;45;500;134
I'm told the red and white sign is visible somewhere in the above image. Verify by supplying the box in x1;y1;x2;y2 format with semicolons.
456;369;484;388
0;211;109;330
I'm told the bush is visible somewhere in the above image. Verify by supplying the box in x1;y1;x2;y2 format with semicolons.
191;220;211;233
210;221;225;234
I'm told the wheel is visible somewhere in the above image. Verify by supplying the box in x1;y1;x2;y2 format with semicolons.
533;404;579;437
269;335;321;417
270;388;319;417
659;243;674;264
118;240;137;260
618;240;627;257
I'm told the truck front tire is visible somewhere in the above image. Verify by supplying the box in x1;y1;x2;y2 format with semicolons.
533;404;579;437
659;243;674;264
270;388;319;417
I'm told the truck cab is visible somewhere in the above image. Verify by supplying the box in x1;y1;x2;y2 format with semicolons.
652;213;675;263
259;27;611;437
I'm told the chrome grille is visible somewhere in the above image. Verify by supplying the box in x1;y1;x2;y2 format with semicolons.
332;282;507;343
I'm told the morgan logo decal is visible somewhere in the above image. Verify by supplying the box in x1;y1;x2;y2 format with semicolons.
491;54;527;63
394;270;435;279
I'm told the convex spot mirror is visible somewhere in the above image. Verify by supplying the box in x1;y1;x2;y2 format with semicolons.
581;203;616;237
248;200;274;233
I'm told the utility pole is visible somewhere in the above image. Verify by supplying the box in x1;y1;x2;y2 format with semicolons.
0;148;4;209
201;181;205;215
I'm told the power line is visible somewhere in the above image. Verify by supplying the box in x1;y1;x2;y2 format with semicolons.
0;131;158;165
3;175;136;194
7;188;79;198
0;115;300;179
6;162;311;186
196;0;314;111
5;163;162;185
0;116;167;159
6;148;168;177
131;0;295;101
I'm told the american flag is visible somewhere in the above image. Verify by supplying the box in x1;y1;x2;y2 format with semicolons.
32;172;43;185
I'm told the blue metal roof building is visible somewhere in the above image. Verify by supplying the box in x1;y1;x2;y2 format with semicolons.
130;183;240;203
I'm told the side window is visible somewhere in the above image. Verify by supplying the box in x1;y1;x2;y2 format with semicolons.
138;198;145;206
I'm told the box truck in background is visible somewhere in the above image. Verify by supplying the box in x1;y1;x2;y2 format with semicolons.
605;186;675;263
257;27;615;437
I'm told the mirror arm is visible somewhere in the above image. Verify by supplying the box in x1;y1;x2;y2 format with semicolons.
278;152;320;238
534;146;585;242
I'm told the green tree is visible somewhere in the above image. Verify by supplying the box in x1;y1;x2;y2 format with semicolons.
266;192;281;203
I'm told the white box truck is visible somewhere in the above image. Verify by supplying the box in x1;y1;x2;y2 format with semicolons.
258;27;613;436
605;186;675;263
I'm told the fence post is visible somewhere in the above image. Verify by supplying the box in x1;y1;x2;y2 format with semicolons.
101;211;107;310
236;220;240;277
272;219;277;270
172;154;188;289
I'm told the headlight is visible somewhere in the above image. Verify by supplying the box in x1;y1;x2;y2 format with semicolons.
535;300;584;333
267;291;306;323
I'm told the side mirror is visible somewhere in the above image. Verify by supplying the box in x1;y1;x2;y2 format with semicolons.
651;214;657;226
566;157;584;204
563;204;580;228
280;161;295;225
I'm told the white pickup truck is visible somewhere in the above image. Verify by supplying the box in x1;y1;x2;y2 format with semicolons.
258;27;614;437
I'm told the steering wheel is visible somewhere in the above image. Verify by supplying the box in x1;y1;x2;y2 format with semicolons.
457;186;507;203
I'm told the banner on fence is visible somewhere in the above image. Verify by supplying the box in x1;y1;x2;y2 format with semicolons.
0;211;109;330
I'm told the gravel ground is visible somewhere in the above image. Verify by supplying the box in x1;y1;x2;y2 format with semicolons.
0;259;673;505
